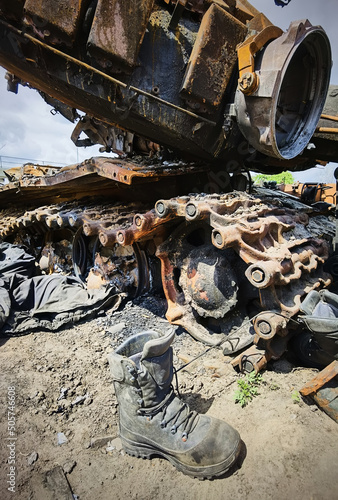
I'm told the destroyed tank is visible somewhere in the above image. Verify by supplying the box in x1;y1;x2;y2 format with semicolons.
0;0;337;371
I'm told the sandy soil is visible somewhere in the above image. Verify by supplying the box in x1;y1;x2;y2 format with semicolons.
1;294;337;500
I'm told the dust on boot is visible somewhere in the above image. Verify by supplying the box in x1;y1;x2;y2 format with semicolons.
108;329;242;479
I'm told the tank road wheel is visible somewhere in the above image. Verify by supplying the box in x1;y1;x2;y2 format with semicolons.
156;222;257;352
38;227;88;278
88;239;149;297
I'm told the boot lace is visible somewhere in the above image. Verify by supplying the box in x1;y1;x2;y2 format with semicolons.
137;369;198;442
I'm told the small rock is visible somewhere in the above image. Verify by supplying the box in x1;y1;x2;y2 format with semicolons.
71;394;89;406
107;322;126;336
90;435;117;450
80;431;91;449
57;432;68;446
27;451;38;465
106;437;123;452
58;387;69;401
37;391;46;402
63;460;76;474
62;400;72;410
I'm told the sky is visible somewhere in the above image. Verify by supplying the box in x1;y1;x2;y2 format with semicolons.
0;0;337;182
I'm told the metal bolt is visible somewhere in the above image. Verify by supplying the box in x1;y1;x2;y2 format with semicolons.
251;269;265;283
258;320;271;335
156;202;165;215
186;203;197;217
238;72;257;94
135;216;142;227
214;232;223;247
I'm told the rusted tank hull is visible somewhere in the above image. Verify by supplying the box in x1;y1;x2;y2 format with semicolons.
0;1;334;170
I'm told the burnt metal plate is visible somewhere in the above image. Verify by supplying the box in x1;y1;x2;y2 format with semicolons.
87;0;155;70
23;0;86;45
180;4;247;110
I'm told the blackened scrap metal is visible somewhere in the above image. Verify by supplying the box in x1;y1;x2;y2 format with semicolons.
0;157;214;209
0;3;333;170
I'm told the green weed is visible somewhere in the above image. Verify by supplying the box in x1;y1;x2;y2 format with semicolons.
291;390;301;404
233;371;263;407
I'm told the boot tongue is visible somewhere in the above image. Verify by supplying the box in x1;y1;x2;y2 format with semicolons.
141;329;175;360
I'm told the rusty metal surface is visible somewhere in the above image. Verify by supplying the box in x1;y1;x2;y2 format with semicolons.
300;361;338;422
0;0;335;369
23;0;87;46
87;0;154;70
0;199;152;296
231;344;272;374
313;380;338;423
0;157;213;209
155;192;331;350
0;2;334;169
181;4;247;111
0;186;334;364
235;20;331;160
300;360;338;396
237;24;283;95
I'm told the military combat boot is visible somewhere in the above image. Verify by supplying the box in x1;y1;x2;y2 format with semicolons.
108;329;242;479
290;290;338;368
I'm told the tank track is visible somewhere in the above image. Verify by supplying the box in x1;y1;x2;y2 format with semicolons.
0;190;333;371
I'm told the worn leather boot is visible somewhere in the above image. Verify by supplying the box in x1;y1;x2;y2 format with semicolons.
108;329;242;479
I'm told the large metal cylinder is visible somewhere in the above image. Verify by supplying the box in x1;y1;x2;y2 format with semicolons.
235;20;331;160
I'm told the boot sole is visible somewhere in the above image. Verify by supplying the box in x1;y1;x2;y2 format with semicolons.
120;434;242;479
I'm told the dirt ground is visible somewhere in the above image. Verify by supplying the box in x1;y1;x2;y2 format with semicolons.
1;294;337;500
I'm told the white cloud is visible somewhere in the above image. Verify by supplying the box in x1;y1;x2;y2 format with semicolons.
0;72;102;167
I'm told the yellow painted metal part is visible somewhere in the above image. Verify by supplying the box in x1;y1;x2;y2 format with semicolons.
237;24;283;95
